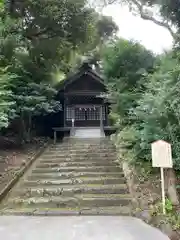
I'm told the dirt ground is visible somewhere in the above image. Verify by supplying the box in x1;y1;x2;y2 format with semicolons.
0;137;46;194
130;166;180;240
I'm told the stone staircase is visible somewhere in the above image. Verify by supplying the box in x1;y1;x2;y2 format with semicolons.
0;138;132;216
72;127;105;138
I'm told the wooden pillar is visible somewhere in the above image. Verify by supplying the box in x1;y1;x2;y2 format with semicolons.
100;105;103;131
54;130;57;144
72;106;75;122
71;107;75;137
106;104;109;126
64;97;66;127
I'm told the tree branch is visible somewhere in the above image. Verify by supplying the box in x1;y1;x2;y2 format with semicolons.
140;12;176;39
24;28;51;40
131;0;176;39
102;0;177;40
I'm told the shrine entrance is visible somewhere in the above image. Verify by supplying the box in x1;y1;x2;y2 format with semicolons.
54;62;114;135
66;104;105;127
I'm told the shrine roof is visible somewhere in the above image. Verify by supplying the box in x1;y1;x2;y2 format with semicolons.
56;62;105;91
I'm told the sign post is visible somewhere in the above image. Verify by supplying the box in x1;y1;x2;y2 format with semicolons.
151;140;173;215
160;167;166;214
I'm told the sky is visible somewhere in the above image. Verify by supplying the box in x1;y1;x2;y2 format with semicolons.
103;4;173;54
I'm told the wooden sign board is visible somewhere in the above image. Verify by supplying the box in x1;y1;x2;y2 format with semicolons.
151;140;173;168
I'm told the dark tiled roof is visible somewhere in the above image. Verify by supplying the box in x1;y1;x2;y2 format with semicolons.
56;62;105;91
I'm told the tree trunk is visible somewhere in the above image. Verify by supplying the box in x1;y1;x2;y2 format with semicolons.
26;113;32;143
18;111;29;145
19;115;26;145
164;169;179;206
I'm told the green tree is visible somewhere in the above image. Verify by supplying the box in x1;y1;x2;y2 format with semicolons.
95;0;178;40
2;0;98;75
10;75;61;143
102;38;154;127
67;14;119;72
0;0;118;141
3;0;118;74
0;67;15;129
132;54;180;169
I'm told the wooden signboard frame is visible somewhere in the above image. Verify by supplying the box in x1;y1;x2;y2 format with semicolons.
151;140;173;214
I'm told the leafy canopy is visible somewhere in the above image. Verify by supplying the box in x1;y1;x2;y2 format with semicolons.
102;38;155;126
0;0;118;140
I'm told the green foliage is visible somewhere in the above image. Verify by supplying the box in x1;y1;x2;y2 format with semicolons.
4;0;118;73
0;0;118;142
102;38;154;127
150;198;180;230
0;14;61;140
103;39;154;81
0;66;15;129
7;65;61;142
10;79;61;116
67;14;118;72
150;198;173;215
96;15;118;42
103;38;180;170
165;198;173;212
133;54;180;169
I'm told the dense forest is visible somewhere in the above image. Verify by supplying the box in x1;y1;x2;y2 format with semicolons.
1;1;180;233
0;0;118;143
2;0;180;174
99;0;180;172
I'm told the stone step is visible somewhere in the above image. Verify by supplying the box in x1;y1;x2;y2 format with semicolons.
0;207;79;216
47;146;115;150
38;156;116;161
40;154;117;161
64;140;113;143
48;142;113;145
45;147;115;152
46;150;116;154
62;186;128;196
42;151;116;156
1;205;131;216
40;155;117;162
27;171;124;180
42;154;116;159
13;184;128;197
51;147;113;151
0;138;132;217
36;162;118;168
61;139;111;143
73;128;104;138
47;146;115;149
7;194;131;208
44;148;115;152
23;177;126;187
80;206;132;216
39;159;118;165
33;166;120;173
